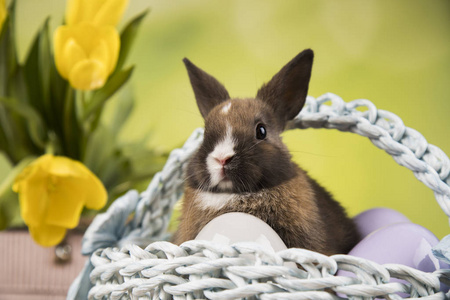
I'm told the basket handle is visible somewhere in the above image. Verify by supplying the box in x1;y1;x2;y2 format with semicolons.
289;93;450;221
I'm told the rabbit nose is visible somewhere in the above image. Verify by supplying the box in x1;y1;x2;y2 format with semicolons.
216;155;233;166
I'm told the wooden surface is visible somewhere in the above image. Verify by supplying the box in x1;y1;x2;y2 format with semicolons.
0;230;86;299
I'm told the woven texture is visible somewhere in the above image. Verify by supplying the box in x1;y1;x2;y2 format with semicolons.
71;93;450;299
88;242;448;299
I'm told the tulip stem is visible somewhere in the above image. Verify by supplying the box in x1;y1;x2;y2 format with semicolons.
45;140;55;155
75;91;86;122
63;87;77;158
76;91;89;161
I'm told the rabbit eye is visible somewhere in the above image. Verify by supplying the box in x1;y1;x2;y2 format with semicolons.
256;124;267;140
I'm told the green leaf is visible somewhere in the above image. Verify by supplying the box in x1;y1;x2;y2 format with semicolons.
0;0;19;97
114;9;149;73
23;17;53;127
105;142;168;200
62;87;81;159
0;104;14;156
83;66;134;121
0;189;20;230
0;1;40;162
38;19;52;114
0;94;38;164
100;154;131;191
49;56;69;139
109;87;134;136
83;125;116;176
0;97;47;149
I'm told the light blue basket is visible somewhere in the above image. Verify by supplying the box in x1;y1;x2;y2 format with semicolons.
68;93;450;299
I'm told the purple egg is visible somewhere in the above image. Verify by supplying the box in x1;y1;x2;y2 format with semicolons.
348;222;441;271
353;207;411;239
338;222;448;296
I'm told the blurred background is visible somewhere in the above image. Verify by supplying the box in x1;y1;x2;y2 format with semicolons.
2;0;449;238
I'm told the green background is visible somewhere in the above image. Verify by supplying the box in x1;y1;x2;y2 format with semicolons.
2;0;450;238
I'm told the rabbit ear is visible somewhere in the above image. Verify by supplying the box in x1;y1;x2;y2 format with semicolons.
256;49;314;123
183;58;230;119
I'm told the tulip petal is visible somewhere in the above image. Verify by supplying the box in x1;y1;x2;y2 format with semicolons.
65;0;128;27
67;0;104;26
69;59;107;90
70;23;100;54
46;156;106;210
93;0;129;27
65;0;82;26
13;163;35;192
48;155;90;177
83;171;107;210
16;172;49;227
44;157;106;227
29;224;67;247
90;40;110;73
45;176;87;228
13;154;107;247
53;24;120;90
63;38;88;79
54;26;73;79
14;155;53;227
97;27;120;74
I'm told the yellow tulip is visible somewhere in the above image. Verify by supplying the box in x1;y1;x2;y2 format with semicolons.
0;0;6;32
13;154;107;247
54;23;120;90
66;0;129;27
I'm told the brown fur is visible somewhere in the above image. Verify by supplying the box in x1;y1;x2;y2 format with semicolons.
175;165;358;255
174;50;360;255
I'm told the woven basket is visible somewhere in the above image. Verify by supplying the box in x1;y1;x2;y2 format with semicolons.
69;93;450;300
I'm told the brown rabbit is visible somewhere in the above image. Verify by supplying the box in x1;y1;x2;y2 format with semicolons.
174;49;359;255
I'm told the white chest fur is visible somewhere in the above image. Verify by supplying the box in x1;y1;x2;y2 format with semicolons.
196;191;237;210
